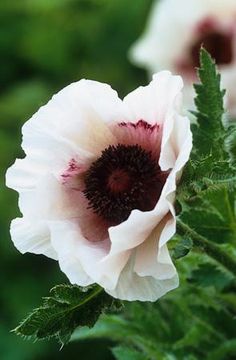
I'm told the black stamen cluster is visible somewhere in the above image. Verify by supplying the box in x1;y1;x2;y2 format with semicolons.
83;144;167;225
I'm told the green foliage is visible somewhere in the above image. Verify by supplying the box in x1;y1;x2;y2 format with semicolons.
225;125;236;168
192;48;225;158
188;263;234;291
206;340;236;360
73;252;236;360
171;236;193;260
13;284;120;347
178;49;235;206
112;346;148;360
176;49;236;258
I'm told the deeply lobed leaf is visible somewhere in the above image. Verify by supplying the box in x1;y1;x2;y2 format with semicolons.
13;284;121;346
176;49;236;263
193;48;225;158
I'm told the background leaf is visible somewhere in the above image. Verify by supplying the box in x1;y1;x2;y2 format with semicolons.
112;346;148;360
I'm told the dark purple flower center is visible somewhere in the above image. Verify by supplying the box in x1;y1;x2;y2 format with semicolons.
83;144;168;225
177;20;234;75
191;31;233;68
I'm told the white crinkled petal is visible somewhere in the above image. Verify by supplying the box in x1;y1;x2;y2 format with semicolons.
123;71;183;125
82;250;131;291
106;254;179;302
17;173;79;221
10;218;58;260
160;113;193;176
6;157;46;191
134;215;176;280
49;220;93;286
49;220;131;291
6;79;126;199
160;113;192;171
22;130;90;175
22;79;125;160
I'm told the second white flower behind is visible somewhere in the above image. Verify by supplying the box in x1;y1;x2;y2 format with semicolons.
6;71;192;301
130;0;236;116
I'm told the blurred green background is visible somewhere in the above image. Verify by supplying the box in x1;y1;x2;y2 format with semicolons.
0;0;152;359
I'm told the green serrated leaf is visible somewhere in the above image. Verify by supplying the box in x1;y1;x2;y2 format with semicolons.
13;284;120;346
194;48;225;153
177;49;236;259
180;187;236;245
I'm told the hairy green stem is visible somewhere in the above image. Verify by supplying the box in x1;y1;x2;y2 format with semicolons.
177;219;236;276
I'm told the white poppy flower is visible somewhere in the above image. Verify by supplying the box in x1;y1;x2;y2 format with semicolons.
130;0;236;116
6;72;192;301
